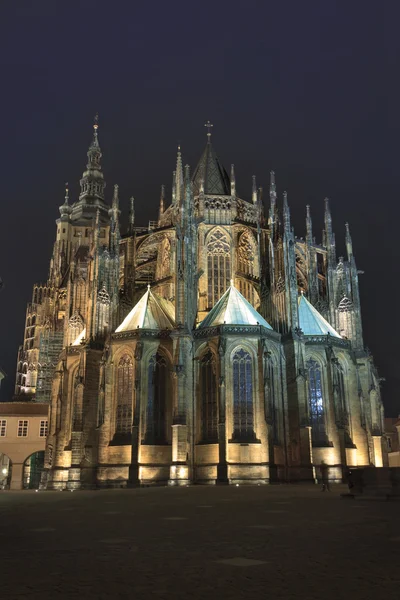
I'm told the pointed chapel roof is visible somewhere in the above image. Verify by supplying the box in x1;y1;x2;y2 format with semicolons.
298;293;341;338
192;138;230;196
115;287;175;332
198;284;272;329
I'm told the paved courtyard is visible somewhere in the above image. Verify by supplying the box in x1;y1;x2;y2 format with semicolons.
0;484;399;599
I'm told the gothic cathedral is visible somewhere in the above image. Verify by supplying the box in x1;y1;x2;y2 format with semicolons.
14;119;386;488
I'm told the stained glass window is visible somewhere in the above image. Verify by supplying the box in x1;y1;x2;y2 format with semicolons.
307;359;326;442
232;349;255;441
200;351;218;442
116;355;133;435
207;229;231;307
145;353;169;444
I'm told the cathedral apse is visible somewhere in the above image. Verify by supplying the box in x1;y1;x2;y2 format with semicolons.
14;118;386;488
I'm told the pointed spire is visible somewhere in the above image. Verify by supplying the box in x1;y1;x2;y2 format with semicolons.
172;170;177;204
112;183;119;210
79;114;105;202
306;205;313;245
175;146;184;204
230;164;236;197
345;222;353;259
252;175;257;204
324;197;332;233
158;184;165;222
269;170;277;208
128;197;135;233
204;120;213;143
109;185;120;253
59;181;72;218
283;191;290;231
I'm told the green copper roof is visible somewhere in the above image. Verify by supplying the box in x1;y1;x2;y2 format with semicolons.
298;293;341;338
192;140;230;195
198;284;272;329
116;287;175;332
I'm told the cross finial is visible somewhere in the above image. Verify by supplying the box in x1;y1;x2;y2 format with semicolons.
204;120;213;141
93;113;99;131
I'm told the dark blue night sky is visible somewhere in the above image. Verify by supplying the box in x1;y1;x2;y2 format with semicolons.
0;1;398;414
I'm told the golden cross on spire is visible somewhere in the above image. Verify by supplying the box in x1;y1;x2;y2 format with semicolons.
204;120;213;140
93;113;99;131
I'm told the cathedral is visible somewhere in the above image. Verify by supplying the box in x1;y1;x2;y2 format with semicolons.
14;118;386;489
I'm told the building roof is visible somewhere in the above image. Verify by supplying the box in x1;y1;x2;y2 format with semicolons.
0;402;49;416
115;287;175;332
192;140;230;196
198;283;273;329
298;293;341;338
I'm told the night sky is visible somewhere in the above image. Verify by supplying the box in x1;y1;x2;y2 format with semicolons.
0;1;397;415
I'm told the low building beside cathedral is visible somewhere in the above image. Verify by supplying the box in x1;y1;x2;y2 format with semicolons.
13;119;386;488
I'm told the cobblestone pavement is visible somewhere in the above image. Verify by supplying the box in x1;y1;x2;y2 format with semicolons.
0;484;399;600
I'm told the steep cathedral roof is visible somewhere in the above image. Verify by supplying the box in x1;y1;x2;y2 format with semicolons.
116;287;175;332
298;293;341;338
198;284;273;329
192;137;230;196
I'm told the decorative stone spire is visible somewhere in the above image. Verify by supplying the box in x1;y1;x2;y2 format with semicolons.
128;197;135;234
345;222;353;259
230;164;236;197
172;170;176;204
158;184;165;222
306;205;312;245
283;191;290;231
269;170;276;208
175;146;184;205
109;184;120;254
324;197;336;264
59;182;72;219
252;175;257;204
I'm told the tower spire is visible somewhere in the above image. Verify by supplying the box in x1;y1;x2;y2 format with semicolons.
109;184;120;254
77;115;106;216
252;175;257;204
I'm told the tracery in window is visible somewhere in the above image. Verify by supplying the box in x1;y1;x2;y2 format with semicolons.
238;231;256;276
199;351;218;442
232;349;255;441
307;359;326;443
116;355;133;436
207;228;231;308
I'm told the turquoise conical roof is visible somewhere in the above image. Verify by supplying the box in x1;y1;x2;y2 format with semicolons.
116;287;175;332
298;293;341;338
198;284;272;329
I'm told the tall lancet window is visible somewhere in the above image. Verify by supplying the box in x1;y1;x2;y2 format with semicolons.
199;351;218;442
207;228;231;308
307;359;326;443
116;355;133;436
232;349;256;442
145;353;170;444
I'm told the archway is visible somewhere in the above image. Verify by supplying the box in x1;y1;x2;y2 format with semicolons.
0;453;12;490
23;451;45;489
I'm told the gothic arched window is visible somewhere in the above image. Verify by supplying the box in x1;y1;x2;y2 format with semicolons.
199;351;218;442
207;228;231;308
145;353;170;444
116;354;133;436
232;349;256;442
307;359;326;443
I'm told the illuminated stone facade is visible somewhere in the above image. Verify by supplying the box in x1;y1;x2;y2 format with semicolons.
15;120;386;488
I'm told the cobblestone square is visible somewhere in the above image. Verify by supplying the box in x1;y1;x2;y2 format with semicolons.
1;485;399;599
